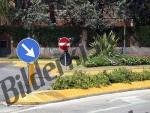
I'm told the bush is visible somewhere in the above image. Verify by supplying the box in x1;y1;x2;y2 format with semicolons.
84;55;150;67
90;73;111;87
108;68;132;83
52;71;110;90
127;72;144;82
142;71;150;80
52;68;150;90
90;31;118;56
117;55;150;66
84;55;112;67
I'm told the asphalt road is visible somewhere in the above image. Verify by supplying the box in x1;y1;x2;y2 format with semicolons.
0;89;149;113
0;64;150;113
0;63;54;102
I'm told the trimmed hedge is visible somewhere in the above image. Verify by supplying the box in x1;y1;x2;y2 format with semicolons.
52;68;150;90
84;55;150;67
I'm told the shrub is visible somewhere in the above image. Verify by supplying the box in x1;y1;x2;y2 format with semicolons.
84;55;150;67
90;73;110;87
52;69;150;90
117;55;150;66
84;55;112;67
90;31;118;56
52;71;110;90
127;72;144;82
142;71;150;80
108;68;132;83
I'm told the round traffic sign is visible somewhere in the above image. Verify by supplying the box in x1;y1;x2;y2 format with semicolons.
16;38;40;63
58;37;71;51
60;52;72;66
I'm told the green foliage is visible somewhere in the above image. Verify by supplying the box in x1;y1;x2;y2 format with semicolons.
85;55;112;67
91;73;111;87
117;55;150;66
127;72;143;82
0;26;81;47
52;68;150;90
84;54;150;67
118;0;150;24
0;0;9;15
135;26;150;47
108;68;132;83
142;71;150;80
52;71;110;90
0;0;15;25
62;0;103;29
13;1;49;30
90;31;118;56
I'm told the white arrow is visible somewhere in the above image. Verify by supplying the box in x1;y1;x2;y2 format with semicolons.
21;43;35;58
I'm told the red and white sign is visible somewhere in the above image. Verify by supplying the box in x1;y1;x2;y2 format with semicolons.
58;37;71;51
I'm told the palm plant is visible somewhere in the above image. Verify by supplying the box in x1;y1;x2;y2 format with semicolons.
90;31;118;56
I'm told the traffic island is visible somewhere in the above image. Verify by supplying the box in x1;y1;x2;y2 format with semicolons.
9;80;150;105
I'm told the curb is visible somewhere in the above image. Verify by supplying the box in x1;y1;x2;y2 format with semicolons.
11;80;150;106
13;87;150;106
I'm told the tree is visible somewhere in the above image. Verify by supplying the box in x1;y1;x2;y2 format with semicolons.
0;0;15;25
118;0;150;25
61;0;103;50
13;0;49;37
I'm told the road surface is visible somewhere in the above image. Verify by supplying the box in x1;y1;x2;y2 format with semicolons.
0;63;150;113
0;89;150;113
0;63;53;102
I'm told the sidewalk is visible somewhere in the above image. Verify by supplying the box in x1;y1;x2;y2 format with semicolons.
10;80;150;105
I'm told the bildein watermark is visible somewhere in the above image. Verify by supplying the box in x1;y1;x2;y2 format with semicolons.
0;45;88;105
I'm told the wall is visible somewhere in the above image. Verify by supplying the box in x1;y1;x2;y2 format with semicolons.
10;46;150;59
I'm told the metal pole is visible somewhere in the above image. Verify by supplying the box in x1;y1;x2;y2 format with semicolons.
65;51;67;70
123;21;126;54
27;63;30;93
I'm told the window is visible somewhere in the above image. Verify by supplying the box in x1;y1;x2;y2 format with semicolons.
0;41;8;48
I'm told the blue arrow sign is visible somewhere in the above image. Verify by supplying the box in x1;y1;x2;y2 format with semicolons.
16;38;40;63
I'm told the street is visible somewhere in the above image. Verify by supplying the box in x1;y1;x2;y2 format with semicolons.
12;89;150;113
0;63;53;102
0;64;150;113
0;88;150;113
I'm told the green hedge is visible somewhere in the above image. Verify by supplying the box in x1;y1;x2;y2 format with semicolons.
52;68;150;90
135;26;150;47
84;55;150;67
0;26;81;47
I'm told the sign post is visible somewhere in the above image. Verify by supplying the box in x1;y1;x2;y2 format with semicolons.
58;37;72;69
64;51;67;69
16;37;40;93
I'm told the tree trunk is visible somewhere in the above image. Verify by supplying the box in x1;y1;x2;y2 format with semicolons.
80;28;88;56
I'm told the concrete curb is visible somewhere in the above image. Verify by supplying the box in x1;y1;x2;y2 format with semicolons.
13;87;150;106
10;80;150;106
